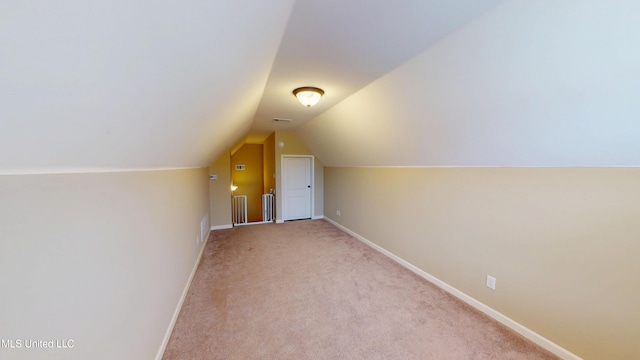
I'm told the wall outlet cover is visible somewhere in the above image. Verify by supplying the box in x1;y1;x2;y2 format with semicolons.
486;275;497;290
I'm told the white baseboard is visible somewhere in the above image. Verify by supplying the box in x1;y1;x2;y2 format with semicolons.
155;236;209;360
234;221;273;227
275;217;323;223
323;217;582;360
211;224;232;230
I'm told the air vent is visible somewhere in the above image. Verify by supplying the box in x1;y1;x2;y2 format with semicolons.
273;118;292;123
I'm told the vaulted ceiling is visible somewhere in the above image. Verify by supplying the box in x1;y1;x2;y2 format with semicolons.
297;0;640;167
248;0;504;143
2;0;639;174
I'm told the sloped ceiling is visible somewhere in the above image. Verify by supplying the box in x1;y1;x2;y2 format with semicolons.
247;0;504;143
297;0;640;166
0;0;504;174
3;1;638;174
0;0;295;174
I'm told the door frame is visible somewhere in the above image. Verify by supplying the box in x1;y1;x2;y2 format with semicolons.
280;155;314;221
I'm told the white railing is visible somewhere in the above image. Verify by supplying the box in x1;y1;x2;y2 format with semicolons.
232;195;247;224
262;193;274;222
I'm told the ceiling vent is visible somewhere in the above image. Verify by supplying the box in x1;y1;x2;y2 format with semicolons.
273;118;292;123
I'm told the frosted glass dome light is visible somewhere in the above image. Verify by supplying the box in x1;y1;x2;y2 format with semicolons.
293;87;324;107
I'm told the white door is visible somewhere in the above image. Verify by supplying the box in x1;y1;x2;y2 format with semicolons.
282;156;312;220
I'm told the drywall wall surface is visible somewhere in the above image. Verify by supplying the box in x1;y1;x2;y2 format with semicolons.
274;131;323;220
313;158;324;218
324;166;640;360
263;132;276;195
231;144;264;222
209;152;232;227
0;168;209;360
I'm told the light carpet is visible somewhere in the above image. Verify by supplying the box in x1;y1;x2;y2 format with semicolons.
162;219;558;360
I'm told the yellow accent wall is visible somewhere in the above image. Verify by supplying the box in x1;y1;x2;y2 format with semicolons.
232;144;264;223
263;133;276;194
324;166;640;360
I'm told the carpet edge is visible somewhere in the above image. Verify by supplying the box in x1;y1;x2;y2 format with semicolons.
323;217;583;360
154;231;211;360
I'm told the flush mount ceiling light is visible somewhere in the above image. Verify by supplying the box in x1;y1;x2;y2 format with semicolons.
292;87;324;107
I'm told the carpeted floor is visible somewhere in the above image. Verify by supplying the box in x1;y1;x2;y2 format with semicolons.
162;220;558;360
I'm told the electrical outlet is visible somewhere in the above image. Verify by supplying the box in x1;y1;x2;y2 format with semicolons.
336;210;341;216
486;275;497;290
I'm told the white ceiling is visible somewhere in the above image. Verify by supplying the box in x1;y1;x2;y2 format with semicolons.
296;0;640;167
0;0;503;173
0;0;295;173
2;0;639;173
247;0;504;142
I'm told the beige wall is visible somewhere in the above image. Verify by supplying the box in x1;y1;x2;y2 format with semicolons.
0;168;209;360
232;144;264;222
313;158;324;218
324;167;640;360
209;152;232;227
274;131;323;220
